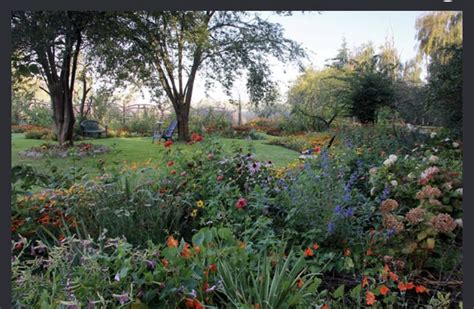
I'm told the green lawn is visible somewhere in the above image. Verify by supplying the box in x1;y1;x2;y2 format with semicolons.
11;133;299;175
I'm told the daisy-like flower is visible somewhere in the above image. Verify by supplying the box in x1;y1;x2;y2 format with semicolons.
196;200;204;208
366;291;376;305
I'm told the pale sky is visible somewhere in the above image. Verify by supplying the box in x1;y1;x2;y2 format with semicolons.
132;11;430;107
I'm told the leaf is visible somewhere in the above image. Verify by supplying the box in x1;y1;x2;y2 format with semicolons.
333;284;345;299
350;283;362;300
217;227;232;240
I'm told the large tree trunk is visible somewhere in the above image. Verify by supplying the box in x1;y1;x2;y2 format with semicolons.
175;98;191;141
51;87;75;146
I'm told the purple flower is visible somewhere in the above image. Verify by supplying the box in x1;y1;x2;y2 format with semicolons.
112;292;129;305
114;272;120;282
145;260;156;270
327;222;335;234
334;205;343;216
248;162;262;174
386;228;396;238
189;289;197;298
343;207;354;218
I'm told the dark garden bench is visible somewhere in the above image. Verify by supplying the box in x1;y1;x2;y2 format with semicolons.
80;120;108;138
153;120;177;143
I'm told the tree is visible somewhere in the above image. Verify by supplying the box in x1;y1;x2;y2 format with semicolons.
11;11;98;145
348;52;395;124
330;38;350;69
93;11;304;141
416;11;462;61
426;44;462;135
288;67;352;131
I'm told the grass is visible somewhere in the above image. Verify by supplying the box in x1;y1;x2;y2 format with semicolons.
11;133;300;175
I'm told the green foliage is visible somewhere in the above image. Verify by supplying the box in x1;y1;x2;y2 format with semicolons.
288;67;352;131
426;44;463;136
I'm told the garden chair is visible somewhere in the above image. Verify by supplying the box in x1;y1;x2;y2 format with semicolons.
152;121;164;143
80;120;107;138
158;120;177;142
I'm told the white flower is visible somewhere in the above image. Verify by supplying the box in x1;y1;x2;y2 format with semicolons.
455;218;463;228
452;142;460;148
430;132;437;138
407;172;416;179
404;155;409;160
390;180;398;187
428;155;439;163
383;155;398;167
369;167;378;175
455;188;463;197
445;138;451;142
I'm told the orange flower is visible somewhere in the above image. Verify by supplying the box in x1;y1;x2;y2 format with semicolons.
304;247;314;257
398;282;407;292
238;241;246;249
194;245;201;254
184;298;202;309
362;276;369;288
366;291;376;305
209;264;217;272
312;243;320;250
415;285;428;294
389;271;399;282
167;160;174;167
322;304;329;309
366;248;373;256
254;304;260;309
406;282;415;290
161;259;169;267
344;248;351;256
167;235;178;248
181;243;192;258
379;285;389;296
296;278;304;288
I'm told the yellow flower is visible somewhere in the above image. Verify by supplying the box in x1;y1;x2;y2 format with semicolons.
191;209;198;217
356;147;363;155
196;200;204;208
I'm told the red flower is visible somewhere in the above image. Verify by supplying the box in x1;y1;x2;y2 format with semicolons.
161;259;169;267
343;248;351;256
209;264;217;272
184;298;203;309
304;247;314;257
406;282;415;290
366;291;376;305
216;175;224;181
167;235;178;248
379;285;389;296
170;170;177;175
415;285;428;294
235;197;247;209
296;278;304;288
398;282;408;292
314;146;321;154
389;271;399;282
167;160;174;167
164;140;173;148
312;243;320;250
180;243;192;258
191;132;204;142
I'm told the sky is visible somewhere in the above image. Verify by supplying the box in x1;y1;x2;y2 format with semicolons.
136;11;430;107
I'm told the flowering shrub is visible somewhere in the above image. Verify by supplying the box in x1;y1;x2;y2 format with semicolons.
11;125;463;306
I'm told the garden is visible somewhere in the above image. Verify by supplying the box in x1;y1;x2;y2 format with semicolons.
11;11;463;308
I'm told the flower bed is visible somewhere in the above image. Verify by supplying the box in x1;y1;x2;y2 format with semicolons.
18;143;109;159
11;127;463;307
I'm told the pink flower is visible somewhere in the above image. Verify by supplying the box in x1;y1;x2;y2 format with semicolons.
216;175;224;181
235;197;247;209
